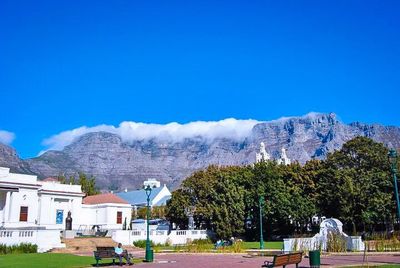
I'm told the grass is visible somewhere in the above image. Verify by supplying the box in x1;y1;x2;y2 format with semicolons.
0;253;143;268
0;253;93;268
152;241;284;252
242;241;283;250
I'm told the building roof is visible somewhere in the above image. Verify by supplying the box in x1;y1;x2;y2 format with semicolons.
42;177;60;183
116;187;164;206
153;195;171;206
83;193;130;205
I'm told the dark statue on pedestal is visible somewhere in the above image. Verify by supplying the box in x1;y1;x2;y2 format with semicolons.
65;211;72;230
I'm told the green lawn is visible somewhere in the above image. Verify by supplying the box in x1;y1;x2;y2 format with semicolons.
0;253;93;268
242;241;283;250
0;253;142;268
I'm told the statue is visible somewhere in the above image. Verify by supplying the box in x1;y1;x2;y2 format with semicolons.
65;211;72;230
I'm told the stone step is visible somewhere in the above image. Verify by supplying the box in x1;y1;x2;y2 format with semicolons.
51;237;138;254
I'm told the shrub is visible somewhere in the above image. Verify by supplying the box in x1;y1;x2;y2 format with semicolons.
326;232;346;252
0;243;37;254
133;240;154;248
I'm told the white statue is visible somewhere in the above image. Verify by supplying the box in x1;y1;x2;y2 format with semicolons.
277;147;291;165
256;142;271;163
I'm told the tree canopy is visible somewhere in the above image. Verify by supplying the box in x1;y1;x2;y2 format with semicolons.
166;137;399;239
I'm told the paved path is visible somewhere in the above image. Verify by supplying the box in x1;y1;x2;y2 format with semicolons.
100;253;400;268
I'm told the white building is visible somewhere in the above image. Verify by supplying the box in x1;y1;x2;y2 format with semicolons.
116;182;172;208
81;193;132;231
255;142;271;163
0;167;204;251
0;167;84;230
0;167;132;251
277;147;291;165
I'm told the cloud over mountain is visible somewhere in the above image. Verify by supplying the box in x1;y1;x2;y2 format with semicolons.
0;130;15;145
42;118;261;152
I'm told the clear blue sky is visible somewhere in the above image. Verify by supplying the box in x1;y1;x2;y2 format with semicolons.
1;0;399;158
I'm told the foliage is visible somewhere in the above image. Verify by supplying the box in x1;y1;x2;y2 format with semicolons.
166;137;399;239
58;172;99;196
326;232;347;252
133;240;155;248
0;243;37;254
317;137;394;234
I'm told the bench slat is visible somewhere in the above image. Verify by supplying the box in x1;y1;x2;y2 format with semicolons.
263;252;303;268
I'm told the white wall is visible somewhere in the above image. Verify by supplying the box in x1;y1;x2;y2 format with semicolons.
113;229;209;246
3;188;39;228
0;229;65;253
80;203;132;230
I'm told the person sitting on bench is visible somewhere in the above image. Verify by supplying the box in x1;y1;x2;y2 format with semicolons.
114;243;132;266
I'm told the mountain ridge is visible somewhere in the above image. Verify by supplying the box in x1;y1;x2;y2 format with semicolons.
1;113;399;190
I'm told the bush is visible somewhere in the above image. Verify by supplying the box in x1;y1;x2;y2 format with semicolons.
133;240;154;248
0;243;37;254
326;232;346;252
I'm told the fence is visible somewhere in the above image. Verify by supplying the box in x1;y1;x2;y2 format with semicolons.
0;229;65;253
112;229;209;245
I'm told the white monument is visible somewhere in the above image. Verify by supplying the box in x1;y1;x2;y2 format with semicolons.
256;142;271;163
277;148;291;165
283;218;364;252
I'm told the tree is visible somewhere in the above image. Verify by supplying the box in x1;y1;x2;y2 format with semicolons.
78;172;99;196
317;137;393;233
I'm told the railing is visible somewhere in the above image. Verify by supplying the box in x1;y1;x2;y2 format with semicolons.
113;229;209;246
0;229;65;253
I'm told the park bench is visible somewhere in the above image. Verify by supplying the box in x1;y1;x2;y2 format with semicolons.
94;246;116;266
93;246;133;266
261;252;303;268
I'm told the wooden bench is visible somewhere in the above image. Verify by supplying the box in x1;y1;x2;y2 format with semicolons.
262;252;303;268
94;246;116;266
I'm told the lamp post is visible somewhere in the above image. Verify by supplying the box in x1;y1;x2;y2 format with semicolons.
259;195;264;249
144;185;153;262
388;149;400;224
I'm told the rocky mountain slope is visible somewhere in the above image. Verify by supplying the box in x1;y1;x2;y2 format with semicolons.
1;113;399;190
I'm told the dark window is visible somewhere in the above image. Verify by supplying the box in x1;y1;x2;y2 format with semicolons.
117;211;122;224
20;206;28;222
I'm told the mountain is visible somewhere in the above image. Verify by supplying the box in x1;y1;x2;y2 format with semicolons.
1;113;400;190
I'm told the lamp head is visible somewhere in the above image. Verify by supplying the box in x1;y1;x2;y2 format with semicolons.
144;185;152;197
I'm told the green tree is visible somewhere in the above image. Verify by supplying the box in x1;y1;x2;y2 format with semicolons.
317;137;393;233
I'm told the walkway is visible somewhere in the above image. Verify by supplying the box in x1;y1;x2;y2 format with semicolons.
103;252;400;268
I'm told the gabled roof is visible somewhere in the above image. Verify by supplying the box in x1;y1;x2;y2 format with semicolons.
83;193;129;205
42;177;60;183
116;187;163;206
153;195;171;206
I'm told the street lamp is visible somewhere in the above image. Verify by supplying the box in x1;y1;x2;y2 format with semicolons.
388;148;400;224
259;196;264;249
144;185;153;262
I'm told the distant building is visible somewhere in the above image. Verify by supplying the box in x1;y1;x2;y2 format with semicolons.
143;178;161;188
255;142;271;163
255;143;291;165
116;183;171;208
277;147;291;165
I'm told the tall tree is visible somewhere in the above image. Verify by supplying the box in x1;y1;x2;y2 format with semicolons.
317;137;393;233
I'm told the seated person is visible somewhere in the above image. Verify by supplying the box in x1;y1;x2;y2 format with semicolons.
115;243;132;266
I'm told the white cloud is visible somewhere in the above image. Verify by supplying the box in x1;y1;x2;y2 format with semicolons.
0;130;16;145
42;118;262;153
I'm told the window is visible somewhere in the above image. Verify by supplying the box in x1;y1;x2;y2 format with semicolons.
116;211;122;224
19;206;28;222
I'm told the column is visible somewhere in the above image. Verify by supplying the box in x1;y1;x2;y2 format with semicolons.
2;191;11;225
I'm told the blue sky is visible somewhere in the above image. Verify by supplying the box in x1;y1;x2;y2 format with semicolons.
0;0;399;158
